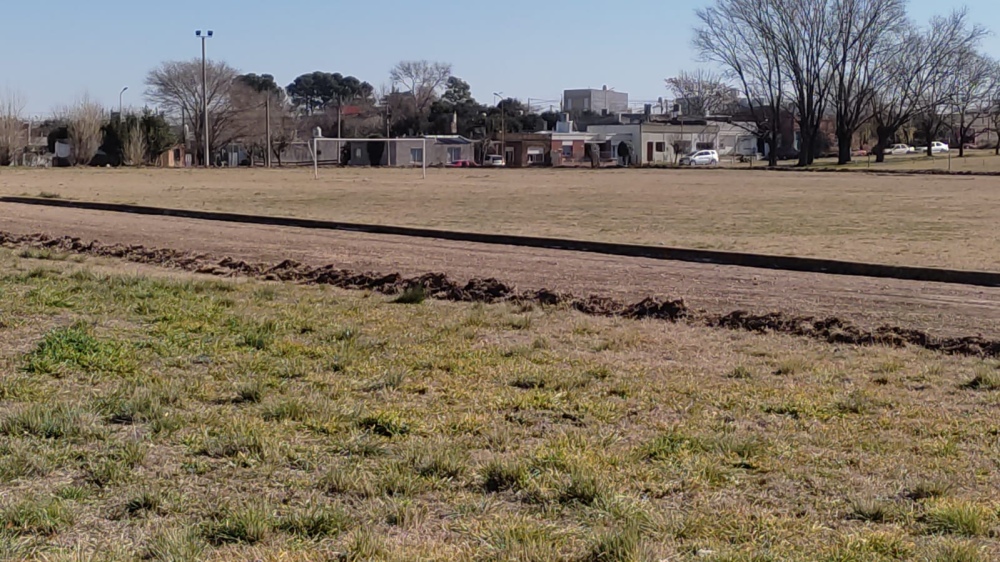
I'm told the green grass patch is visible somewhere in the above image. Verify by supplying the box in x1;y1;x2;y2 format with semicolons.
24;322;136;376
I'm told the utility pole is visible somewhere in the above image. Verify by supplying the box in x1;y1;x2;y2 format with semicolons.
493;92;505;164
265;95;272;168
337;95;343;166
196;30;213;167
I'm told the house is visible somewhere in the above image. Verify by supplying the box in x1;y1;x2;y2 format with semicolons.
587;121;722;166
491;133;551;167
563;87;629;115
155;144;188;168
344;136;474;166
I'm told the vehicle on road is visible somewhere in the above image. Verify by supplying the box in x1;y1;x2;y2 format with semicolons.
448;160;476;168
484;155;505;167
888;144;914;155
680;150;720;166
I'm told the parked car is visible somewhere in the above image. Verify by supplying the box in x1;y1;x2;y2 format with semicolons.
680;150;720;166
915;142;950;154
888;144;913;155
852;148;869;157
448;160;476;168
484;155;505;167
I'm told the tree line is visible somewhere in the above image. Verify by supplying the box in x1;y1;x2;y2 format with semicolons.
691;1;995;166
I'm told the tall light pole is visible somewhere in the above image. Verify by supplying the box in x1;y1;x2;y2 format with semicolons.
119;87;128;120
493;92;505;164
196;29;213;167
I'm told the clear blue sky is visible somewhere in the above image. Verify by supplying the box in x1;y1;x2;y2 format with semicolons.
3;0;998;115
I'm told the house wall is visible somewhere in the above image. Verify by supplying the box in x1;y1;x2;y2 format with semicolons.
563;89;629;115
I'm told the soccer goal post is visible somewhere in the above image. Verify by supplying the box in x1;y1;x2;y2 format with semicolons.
311;137;427;180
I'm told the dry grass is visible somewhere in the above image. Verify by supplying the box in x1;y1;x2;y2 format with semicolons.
0;249;999;560
3;166;1000;270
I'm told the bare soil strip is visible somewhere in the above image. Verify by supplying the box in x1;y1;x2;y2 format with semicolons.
7;196;1000;288
4;230;999;358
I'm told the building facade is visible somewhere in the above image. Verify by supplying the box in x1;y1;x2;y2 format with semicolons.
563;88;629;115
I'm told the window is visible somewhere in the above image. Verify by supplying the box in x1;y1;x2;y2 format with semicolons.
355;148;362;158
655;142;665;152
527;148;544;164
410;148;423;163
583;98;590;110
561;145;574;158
696;142;714;150
447;147;462;162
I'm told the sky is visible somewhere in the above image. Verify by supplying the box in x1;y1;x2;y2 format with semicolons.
3;0;999;116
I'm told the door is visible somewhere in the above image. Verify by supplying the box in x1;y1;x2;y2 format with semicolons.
646;142;653;163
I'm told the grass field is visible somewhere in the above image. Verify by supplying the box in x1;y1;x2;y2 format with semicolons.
2;248;999;561
3;166;1000;271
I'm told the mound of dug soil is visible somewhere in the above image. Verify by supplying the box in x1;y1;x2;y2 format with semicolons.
1;231;996;358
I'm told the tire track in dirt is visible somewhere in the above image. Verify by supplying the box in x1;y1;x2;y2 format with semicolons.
4;231;999;359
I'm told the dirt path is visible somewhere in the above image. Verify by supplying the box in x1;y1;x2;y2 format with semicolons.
4;202;1000;339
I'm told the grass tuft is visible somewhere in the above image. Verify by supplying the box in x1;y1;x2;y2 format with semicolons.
584;524;642;562
0;496;74;536
558;467;606;506
24;322;135;376
0;403;94;440
481;459;528;493
393;285;427;304
922;500;995;537
201;502;272;545
356;412;411;437
277;504;350;539
961;365;1000;390
144;527;206;561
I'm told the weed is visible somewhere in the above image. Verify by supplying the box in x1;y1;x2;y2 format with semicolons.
393;285;427;304
262;398;312;422
847;497;894;523
0;443;51;482
144;527;206;561
584;524;642;562
230;317;279;350
24;322;135;376
54;485;90;502
904;480;953;501
835;389;879;415
0;496;74;536
356;412;411;437
383;499;428;528
18;248;68;261
277;504;349;539
481;459;528;493
346;530;387;561
197;420;273;461
233;378;268;404
201;502;272;545
123;488;164;518
0;403;95;439
408;445;466;480
559;467;606;506
94;386;161;425
364;370;408;392
727;365;753;379
933;541;988;562
922;500;995;537
773;357;810;376
961;365;1000;391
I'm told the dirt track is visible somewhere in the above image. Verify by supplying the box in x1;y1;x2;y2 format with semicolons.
4;202;1000;342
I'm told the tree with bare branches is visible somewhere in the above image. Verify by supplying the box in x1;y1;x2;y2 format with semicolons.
695;0;786;166
0;90;27;166
123;120;147;166
828;0;908;164
665;70;739;117
65;96;105;166
948;53;998;157
870;10;986;162
145;59;240;165
389;60;452;128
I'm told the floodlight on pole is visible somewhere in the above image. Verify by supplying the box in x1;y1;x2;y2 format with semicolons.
196;29;214;167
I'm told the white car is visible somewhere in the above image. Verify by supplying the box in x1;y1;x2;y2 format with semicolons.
485;155;505;167
915;142;950;154
681;150;720;166
888;144;913;155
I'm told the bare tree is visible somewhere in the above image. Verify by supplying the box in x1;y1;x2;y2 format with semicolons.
665;70;739;117
66;96;105;166
145;59;240;165
123;120;147;166
948;54;998;157
389;60;452;117
870;10;987;162
828;0;907;164
695;0;785;166
989;68;1000;156
0;90;27;166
